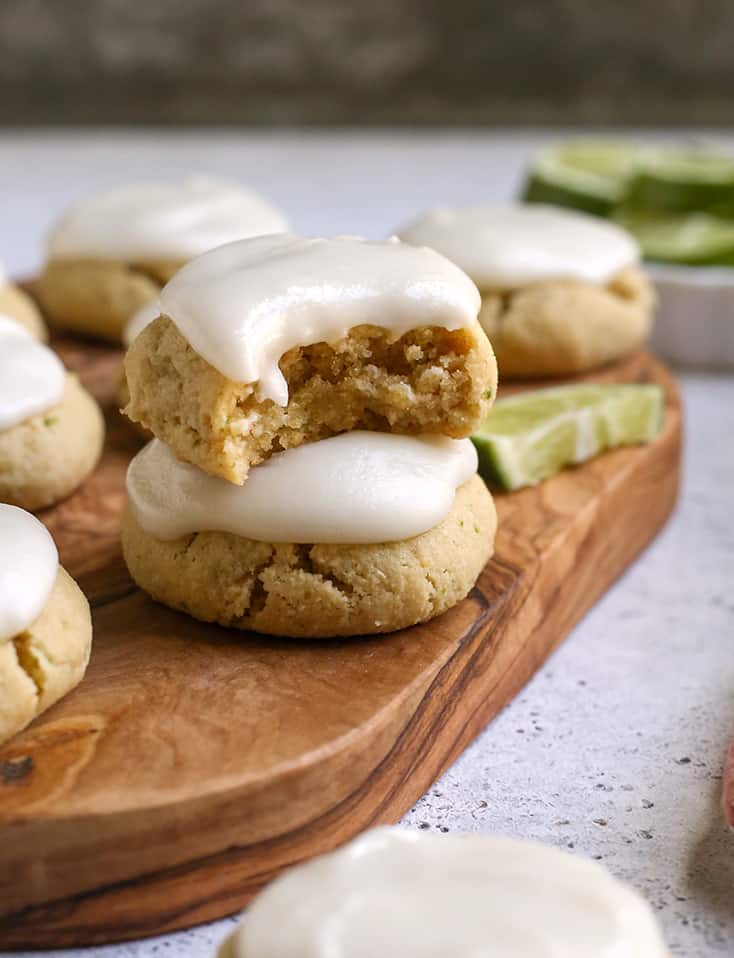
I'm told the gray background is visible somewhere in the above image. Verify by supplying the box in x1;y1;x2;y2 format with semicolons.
1;0;733;127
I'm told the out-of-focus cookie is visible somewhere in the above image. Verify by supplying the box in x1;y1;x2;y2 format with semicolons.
35;177;289;342
123;234;497;485
217;827;669;958
0;318;104;510
122;435;496;638
0;257;47;340
35;256;172;343
0;505;92;745
398;204;655;379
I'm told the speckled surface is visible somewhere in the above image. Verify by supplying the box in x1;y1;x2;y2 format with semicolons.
2;133;733;958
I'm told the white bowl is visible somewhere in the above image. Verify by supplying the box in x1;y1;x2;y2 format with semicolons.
648;263;734;369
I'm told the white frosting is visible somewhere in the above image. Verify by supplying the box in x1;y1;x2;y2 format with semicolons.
48;177;289;262
127;434;477;545
0;505;59;642
0;316;66;431
122;299;161;348
398;204;640;288
229;828;667;958
159;234;481;405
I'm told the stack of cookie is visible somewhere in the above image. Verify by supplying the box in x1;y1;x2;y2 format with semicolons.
121;234;499;638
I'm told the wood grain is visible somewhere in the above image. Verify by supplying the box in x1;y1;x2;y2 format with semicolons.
0;341;682;948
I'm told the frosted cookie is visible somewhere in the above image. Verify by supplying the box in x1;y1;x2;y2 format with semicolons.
0;318;105;510
124;234;497;485
122;434;495;638
398;205;655;379
0;257;47;340
35;177;289;342
0;505;92;745
218;827;668;958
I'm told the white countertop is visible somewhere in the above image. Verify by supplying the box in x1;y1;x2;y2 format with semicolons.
2;131;733;958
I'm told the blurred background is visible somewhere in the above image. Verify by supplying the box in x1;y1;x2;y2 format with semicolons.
1;0;733;127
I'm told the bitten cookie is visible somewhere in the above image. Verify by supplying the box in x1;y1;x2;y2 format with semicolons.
124;234;497;484
398;204;655;379
0;281;47;340
35;177;289;342
0;505;92;745
0;318;104;510
122;434;496;638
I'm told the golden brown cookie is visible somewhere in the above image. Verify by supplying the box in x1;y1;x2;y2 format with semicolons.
122;474;496;638
34;258;180;343
0;566;92;745
0;375;105;510
124;318;497;485
478;266;655;379
0;283;47;341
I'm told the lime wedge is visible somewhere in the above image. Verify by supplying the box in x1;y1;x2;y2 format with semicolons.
472;384;664;491
522;141;638;217
628;148;734;214
614;209;734;266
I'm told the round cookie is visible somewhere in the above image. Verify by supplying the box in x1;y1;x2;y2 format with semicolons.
479;266;655;379
0;282;47;340
398;204;656;379
0;375;105;511
35;257;175;343
1;567;92;744
122;474;496;638
219;827;669;958
35;177;289;343
0;505;92;745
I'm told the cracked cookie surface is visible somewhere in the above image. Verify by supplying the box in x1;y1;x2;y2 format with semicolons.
124;317;497;485
478;266;655;379
0;566;92;745
121;474;496;638
35;258;182;342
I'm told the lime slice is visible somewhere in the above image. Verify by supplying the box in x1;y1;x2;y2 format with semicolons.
628;148;734;214
614;209;734;266
472;384;664;491
522;141;638;217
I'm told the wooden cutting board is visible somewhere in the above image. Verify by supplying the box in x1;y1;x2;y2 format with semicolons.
0;342;681;948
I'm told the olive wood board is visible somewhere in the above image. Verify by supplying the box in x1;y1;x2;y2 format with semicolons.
0;341;681;948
